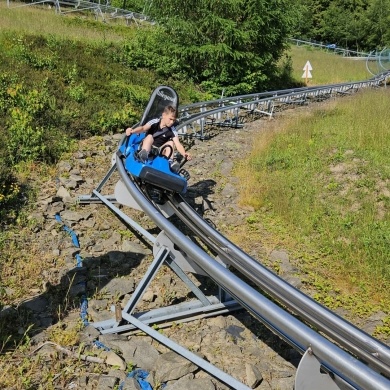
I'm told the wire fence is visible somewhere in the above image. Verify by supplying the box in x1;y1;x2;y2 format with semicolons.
6;0;151;26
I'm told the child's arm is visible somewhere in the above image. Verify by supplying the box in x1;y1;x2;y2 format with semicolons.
173;137;192;160
125;123;151;136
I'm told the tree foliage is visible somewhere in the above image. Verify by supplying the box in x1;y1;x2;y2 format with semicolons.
363;0;390;49
296;0;390;50
145;0;300;94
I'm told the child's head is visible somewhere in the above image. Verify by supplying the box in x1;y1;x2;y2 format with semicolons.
161;105;177;127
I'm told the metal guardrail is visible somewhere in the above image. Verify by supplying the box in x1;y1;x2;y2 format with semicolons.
290;38;371;58
6;0;151;25
175;73;390;140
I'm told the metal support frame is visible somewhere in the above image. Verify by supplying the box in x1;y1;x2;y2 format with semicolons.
125;314;251;390
92;239;241;334
79;165;244;388
79;164;241;335
295;348;353;390
91;243;244;388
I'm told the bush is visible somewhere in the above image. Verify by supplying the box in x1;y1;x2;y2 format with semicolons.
0;153;20;225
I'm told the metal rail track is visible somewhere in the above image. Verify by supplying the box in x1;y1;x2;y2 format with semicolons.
167;193;390;377
175;73;390;139
114;153;390;390
81;75;390;389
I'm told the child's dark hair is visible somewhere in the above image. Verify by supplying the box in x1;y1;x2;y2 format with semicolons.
163;105;177;117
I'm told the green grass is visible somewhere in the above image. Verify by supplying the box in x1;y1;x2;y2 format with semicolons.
235;88;390;320
289;44;372;85
0;0;137;43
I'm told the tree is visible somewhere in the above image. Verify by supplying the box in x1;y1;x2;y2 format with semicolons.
319;0;369;49
295;0;374;49
363;0;390;49
145;0;299;94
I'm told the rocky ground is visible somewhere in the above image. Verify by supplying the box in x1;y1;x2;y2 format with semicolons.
2;100;387;389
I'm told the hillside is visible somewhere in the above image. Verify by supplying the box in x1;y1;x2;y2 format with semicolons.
0;2;389;389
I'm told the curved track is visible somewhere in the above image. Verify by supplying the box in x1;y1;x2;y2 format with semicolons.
167;193;390;376
84;75;390;389
116;152;390;390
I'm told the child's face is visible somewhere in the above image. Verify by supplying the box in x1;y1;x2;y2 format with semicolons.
161;112;176;127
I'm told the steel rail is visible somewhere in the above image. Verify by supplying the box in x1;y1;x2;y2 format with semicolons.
174;73;390;138
93;75;390;388
115;151;390;390
176;74;389;116
167;193;390;377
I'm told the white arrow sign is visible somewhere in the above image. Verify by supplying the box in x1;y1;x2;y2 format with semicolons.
302;61;313;80
303;61;312;71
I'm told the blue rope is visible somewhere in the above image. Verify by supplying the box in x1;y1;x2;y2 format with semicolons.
55;214;80;247
80;295;89;326
118;369;153;390
93;340;110;351
55;213;88;325
75;253;83;267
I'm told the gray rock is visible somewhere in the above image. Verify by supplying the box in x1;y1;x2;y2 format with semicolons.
69;174;84;183
89;307;115;323
221;183;236;198
46;201;65;215
121;377;141;390
96;375;119;389
284;276;303;289
73;151;86;159
99;337;160;372
69;281;87;298
102;236;121;251
38;316;53;328
60;210;90;222
220;160;234;177
131;340;160;371
246;363;263;388
100;350;126;370
154;351;198;383
269;377;294;390
361;311;387;335
56;186;71;199
59;177;78;189
104;278;135;298
89;299;109;311
30;330;48;346
121;240;151;255
269;249;289;262
79;324;101;343
99;333;129;348
57;161;72;172
22;296;49;313
165;377;216;390
108;369;127;382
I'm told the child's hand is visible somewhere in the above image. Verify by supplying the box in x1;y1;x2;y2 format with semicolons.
185;153;192;161
125;128;132;136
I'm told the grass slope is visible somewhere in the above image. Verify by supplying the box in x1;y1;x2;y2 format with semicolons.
0;2;389;387
289;44;373;85
234;89;390;331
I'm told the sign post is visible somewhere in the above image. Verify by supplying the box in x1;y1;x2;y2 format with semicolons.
302;61;313;84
